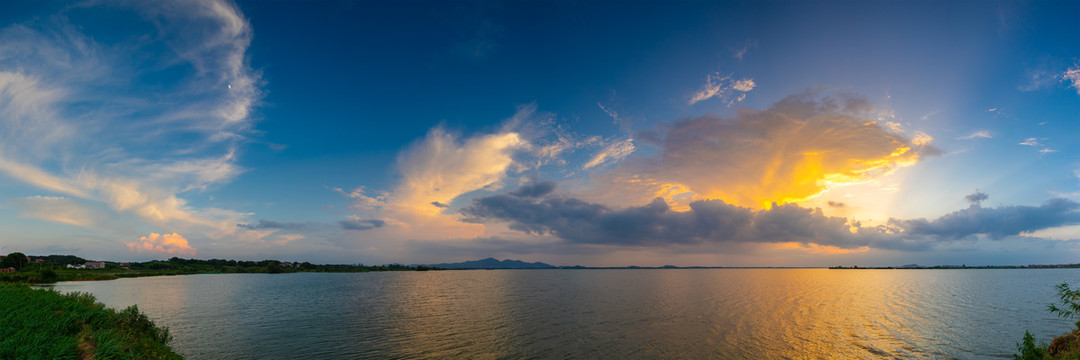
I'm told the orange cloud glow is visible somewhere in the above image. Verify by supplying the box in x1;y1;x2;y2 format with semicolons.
125;232;197;257
770;242;871;255
607;92;935;209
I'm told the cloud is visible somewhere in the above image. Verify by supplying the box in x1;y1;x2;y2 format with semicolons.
688;72;755;105
0;0;266;251
237;219;307;230
959;130;992;140
1063;67;1080;95
510;180;556;198
1019;68;1056;92
583;138;635;169
125;232;197;257
732;39;756;60
11;196;95;226
613;91;938;209
1019;137;1056;153
462;187;874;249
392;127;526;216
964;190;989;204
731;79;756;92
337;112;548;245
0;155;87;198
1019;138;1042;146
464;184;1080;254
597;102;621;124
340;218;386;231
890;198;1080;240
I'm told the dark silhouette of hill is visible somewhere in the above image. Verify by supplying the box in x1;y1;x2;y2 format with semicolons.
426;257;556;269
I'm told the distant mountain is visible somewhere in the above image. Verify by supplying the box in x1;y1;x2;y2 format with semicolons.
426;257;557;269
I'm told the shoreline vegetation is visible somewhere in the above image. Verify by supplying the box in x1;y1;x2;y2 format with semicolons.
4;253;1080;285
0;254;436;284
6;253;1080;359
829;264;1080;270
1015;283;1080;359
0;253;436;359
0;283;182;359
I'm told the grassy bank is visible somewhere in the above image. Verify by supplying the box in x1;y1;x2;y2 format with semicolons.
0;283;181;359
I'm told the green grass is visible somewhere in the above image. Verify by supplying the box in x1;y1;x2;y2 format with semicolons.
0;283;182;359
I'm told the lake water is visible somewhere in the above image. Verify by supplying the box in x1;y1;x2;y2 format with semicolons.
40;269;1080;359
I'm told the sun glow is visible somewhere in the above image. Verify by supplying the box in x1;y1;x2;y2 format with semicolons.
770;242;870;255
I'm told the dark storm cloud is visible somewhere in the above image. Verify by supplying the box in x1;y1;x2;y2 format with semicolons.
889;199;1080;240
339;219;386;231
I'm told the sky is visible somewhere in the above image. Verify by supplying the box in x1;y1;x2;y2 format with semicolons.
2;0;1080;267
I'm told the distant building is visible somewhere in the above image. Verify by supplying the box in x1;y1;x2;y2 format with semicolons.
85;261;106;269
0;267;14;273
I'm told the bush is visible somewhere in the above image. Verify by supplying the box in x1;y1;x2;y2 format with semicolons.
39;269;58;283
1016;283;1080;359
1016;331;1051;360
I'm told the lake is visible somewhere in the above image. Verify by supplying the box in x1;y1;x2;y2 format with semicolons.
40;269;1080;359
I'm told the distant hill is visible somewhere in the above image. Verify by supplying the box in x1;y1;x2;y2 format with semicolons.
426;257;557;269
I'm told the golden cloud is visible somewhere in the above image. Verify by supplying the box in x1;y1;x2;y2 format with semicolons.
125;232;197;257
393;128;526;217
613;92;937;209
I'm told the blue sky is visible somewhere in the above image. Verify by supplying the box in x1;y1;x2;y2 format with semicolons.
2;0;1080;266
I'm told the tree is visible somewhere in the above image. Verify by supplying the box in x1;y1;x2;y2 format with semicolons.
1;252;28;270
267;261;283;274
1049;283;1080;327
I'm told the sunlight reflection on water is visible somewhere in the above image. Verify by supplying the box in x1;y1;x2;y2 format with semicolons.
43;269;1079;359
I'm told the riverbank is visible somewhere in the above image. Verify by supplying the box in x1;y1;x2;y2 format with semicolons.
0;283;182;359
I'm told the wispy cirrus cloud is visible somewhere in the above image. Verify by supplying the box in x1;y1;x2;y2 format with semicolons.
0;0;276;253
688;72;755;106
1020;137;1043;146
1019;67;1056;92
732;39;756;60
583;138;635;169
1019;137;1057;153
11;196;96;227
959;130;992;140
